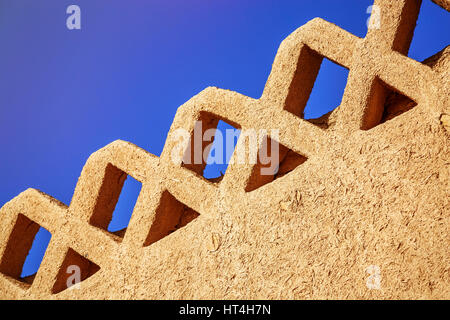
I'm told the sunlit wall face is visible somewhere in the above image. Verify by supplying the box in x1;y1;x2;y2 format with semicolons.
0;0;448;279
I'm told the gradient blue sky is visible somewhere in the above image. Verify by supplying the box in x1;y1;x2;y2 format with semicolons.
0;1;448;277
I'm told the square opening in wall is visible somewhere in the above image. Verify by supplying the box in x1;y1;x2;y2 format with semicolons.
182;112;241;183
89;164;142;240
0;214;52;286
283;45;349;129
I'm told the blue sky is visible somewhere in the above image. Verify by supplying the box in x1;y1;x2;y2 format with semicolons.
0;0;448;278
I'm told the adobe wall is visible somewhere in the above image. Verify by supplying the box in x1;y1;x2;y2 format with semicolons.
0;0;449;299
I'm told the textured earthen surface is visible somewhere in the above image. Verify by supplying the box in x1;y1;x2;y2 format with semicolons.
0;0;449;299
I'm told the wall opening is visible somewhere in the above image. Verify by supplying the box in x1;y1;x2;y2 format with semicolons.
245;137;308;192
404;0;449;61
361;77;417;130
89;164;142;240
143;191;200;247
52;248;100;294
203;120;241;182
284;45;349;129
107;175;142;237
0;214;52;286
182;111;241;183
